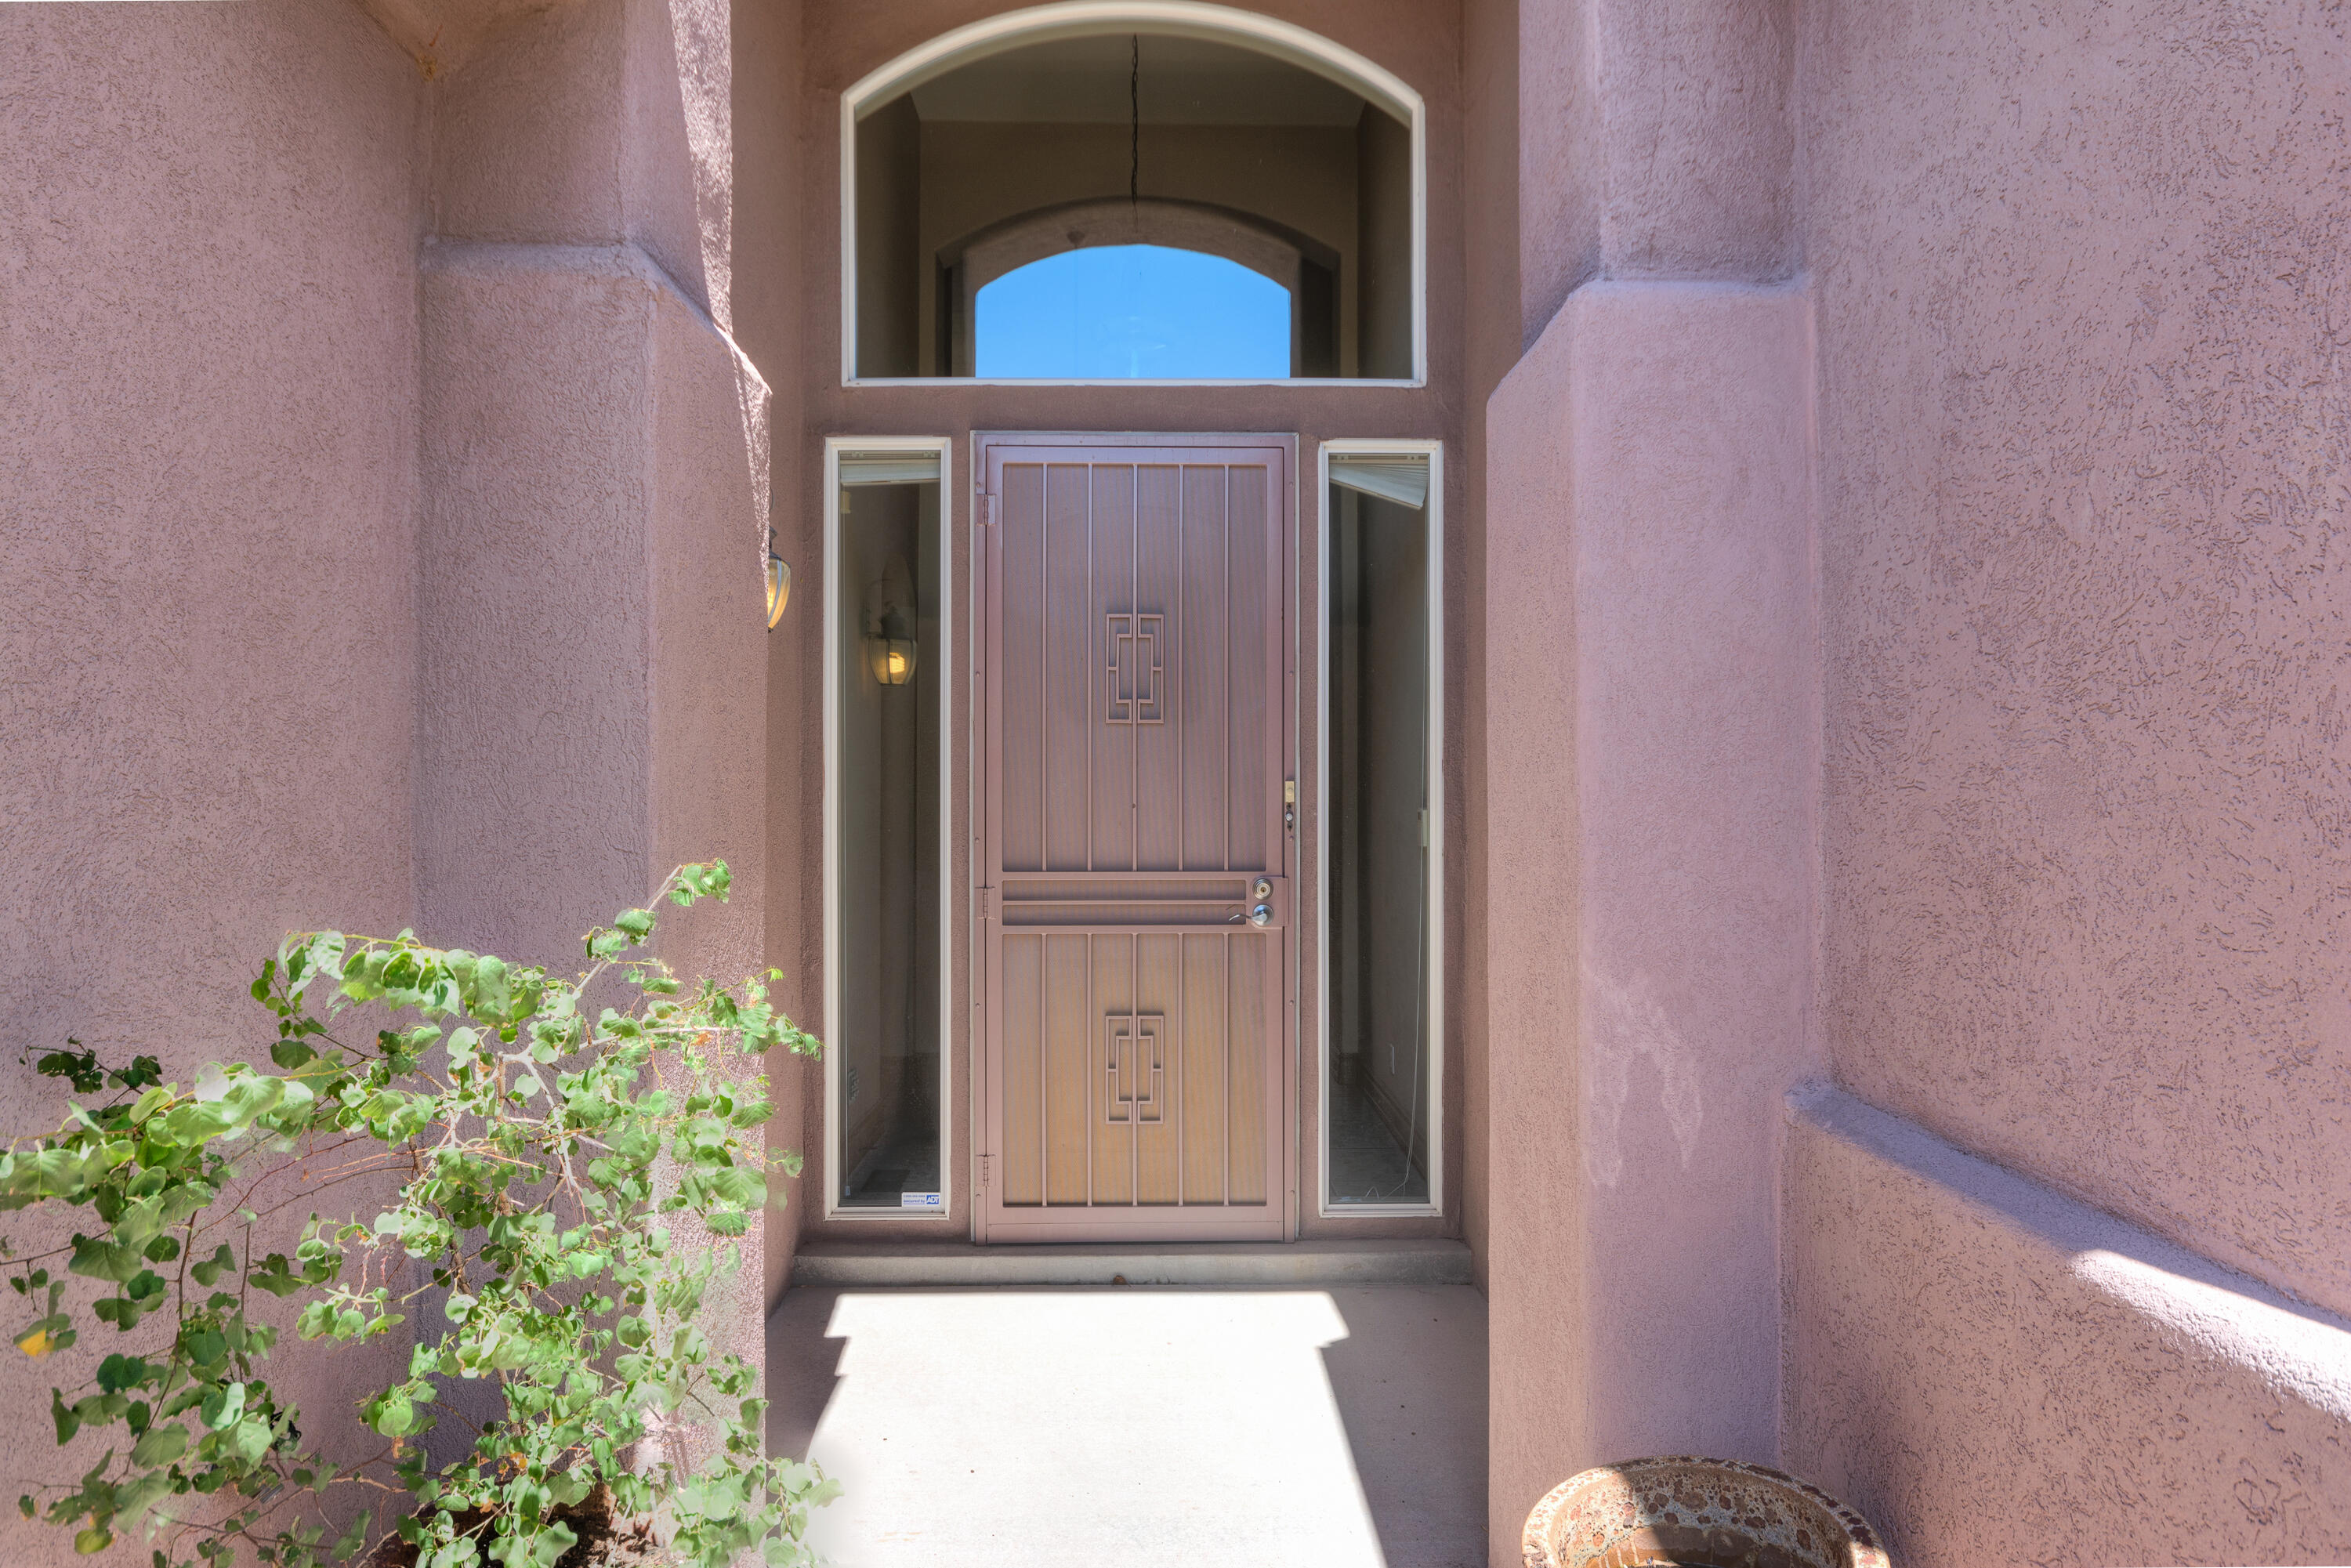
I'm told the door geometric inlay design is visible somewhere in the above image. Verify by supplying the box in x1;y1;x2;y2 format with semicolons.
980;438;1288;1240
1105;612;1165;725
1104;1012;1165;1124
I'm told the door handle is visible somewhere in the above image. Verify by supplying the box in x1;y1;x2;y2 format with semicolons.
1248;904;1272;927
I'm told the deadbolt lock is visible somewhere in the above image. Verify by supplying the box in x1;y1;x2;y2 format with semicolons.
1253;877;1273;900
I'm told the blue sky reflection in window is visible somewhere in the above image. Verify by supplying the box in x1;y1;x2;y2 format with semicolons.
976;244;1289;378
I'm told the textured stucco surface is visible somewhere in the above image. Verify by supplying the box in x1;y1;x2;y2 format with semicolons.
20;5;2351;1568
1481;296;1585;1566
431;0;629;251
1787;1085;2351;1567
417;238;776;1477
360;0;573;79
1807;0;2351;1319
1591;0;1795;284
1457;0;1519;1302
0;2;425;1559
732;0;817;1308
417;244;660;965
1510;0;1797;342
431;0;738;328
418;239;766;951
3;0;786;1552
1485;281;1816;1566
649;273;772;994
643;267;777;1485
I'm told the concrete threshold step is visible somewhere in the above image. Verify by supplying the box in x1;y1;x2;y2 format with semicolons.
788;1237;1473;1289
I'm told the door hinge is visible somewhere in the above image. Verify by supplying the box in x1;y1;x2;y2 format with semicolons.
980;1154;992;1190
978;885;994;921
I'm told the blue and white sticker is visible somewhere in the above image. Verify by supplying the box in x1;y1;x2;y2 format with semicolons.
900;1191;943;1209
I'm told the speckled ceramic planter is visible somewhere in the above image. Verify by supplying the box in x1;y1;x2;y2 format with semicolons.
1522;1456;1892;1568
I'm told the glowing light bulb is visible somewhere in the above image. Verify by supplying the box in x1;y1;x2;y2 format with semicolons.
765;554;791;630
867;636;918;686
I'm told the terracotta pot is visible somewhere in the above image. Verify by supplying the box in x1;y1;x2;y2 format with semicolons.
1522;1456;1892;1568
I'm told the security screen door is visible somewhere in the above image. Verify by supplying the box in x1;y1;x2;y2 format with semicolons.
976;436;1292;1242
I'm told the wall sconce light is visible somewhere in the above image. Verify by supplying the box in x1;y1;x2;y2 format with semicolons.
863;551;918;685
765;535;791;632
865;608;918;686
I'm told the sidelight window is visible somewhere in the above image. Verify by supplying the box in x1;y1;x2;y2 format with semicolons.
825;440;952;1217
1320;444;1442;1212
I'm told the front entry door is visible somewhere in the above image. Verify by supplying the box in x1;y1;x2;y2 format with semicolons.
976;436;1293;1242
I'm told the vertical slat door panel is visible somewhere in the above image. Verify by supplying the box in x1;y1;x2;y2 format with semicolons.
980;439;1289;1241
1089;469;1138;871
1226;932;1269;1204
1134;467;1185;873
1000;465;1046;874
1133;934;1183;1204
1179;934;1230;1204
1179;469;1231;873
1226;472;1270;875
1002;934;1043;1205
1041;933;1090;1206
1042;466;1093;874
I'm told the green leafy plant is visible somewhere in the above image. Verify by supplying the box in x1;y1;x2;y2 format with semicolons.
2;863;835;1567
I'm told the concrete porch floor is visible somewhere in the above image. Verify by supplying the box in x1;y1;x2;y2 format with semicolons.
766;1283;1487;1567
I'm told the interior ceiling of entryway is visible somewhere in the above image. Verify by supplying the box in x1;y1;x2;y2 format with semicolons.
907;34;1367;125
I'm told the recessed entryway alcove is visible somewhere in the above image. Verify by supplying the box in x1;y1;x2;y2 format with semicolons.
783;1;1480;1559
792;0;1466;1267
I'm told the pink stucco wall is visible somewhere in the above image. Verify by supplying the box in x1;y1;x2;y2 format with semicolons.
416;244;658;962
1788;0;2351;1559
734;0;817;1309
1485;281;1817;1561
0;2;425;1559
1804;0;2351;1339
411;0;784;1434
1481;4;2350;1563
1505;0;1797;343
1477;9;1814;1563
3;0;790;1555
1788;1085;2351;1567
11;2;2349;1565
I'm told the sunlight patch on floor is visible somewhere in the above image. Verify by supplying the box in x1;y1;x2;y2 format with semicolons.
775;1287;1484;1568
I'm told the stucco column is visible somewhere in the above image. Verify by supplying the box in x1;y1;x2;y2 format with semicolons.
412;0;779;1513
1484;280;1817;1559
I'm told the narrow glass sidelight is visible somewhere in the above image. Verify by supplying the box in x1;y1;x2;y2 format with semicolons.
1324;450;1439;1208
830;447;946;1213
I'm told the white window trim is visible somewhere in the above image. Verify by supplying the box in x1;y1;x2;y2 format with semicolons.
823;434;958;1222
1315;438;1444;1218
838;0;1429;389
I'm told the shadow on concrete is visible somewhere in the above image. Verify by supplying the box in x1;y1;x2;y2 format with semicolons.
1319;1284;1489;1568
765;1283;849;1462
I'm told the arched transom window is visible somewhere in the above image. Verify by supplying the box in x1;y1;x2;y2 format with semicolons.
842;5;1424;384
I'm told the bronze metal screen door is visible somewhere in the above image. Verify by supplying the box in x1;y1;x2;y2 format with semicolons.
976;436;1293;1242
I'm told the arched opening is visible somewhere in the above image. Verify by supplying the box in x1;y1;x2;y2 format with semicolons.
976;243;1291;378
844;7;1420;382
946;196;1335;375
